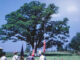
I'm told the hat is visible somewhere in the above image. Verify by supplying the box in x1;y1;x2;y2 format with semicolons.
14;51;18;54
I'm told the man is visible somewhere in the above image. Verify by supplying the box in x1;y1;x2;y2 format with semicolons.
26;53;34;60
0;52;7;60
12;52;19;60
39;53;46;60
38;50;41;56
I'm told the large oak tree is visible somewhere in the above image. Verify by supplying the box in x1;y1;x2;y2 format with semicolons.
0;1;69;52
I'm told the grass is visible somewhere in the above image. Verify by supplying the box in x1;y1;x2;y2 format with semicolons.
7;55;80;60
6;52;80;60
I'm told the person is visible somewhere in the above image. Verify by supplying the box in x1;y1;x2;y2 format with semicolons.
26;53;34;60
20;56;24;60
39;53;46;60
12;52;19;60
0;52;7;60
38;50;41;56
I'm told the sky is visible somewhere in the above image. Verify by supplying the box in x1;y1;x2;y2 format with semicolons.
0;0;80;52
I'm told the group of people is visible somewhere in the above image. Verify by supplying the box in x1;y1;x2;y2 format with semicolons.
0;52;19;60
0;52;46;60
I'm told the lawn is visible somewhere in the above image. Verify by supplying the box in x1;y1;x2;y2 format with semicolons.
7;55;80;60
6;52;80;60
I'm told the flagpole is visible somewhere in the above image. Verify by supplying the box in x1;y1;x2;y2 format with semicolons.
43;19;46;53
32;38;35;56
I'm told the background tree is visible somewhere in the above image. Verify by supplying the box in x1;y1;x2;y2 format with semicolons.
26;44;31;52
69;32;80;51
0;1;69;52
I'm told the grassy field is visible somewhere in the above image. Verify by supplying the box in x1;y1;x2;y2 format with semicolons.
7;55;80;60
6;51;80;60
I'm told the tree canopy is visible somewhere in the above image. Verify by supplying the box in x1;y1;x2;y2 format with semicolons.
0;1;70;51
69;32;80;51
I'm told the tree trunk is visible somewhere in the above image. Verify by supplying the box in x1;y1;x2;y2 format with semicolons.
35;45;38;53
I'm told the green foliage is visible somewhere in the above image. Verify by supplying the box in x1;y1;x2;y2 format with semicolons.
69;32;80;51
0;49;3;57
26;45;31;52
0;1;69;51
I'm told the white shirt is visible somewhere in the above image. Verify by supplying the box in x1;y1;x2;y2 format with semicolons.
12;55;19;60
39;55;46;60
38;50;41;55
27;56;34;60
0;56;7;60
